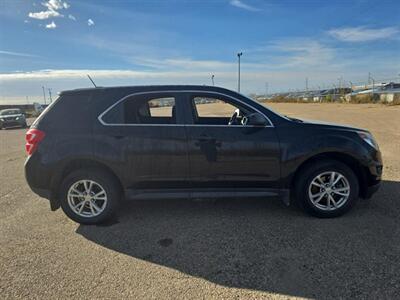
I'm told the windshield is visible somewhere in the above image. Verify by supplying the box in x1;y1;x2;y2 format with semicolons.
0;109;21;116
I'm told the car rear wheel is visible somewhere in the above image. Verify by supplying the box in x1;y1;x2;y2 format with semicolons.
59;169;120;224
295;159;359;218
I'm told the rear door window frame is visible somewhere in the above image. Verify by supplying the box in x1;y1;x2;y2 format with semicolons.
99;91;186;126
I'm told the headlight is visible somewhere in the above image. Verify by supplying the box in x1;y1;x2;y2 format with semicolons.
358;131;379;149
16;117;20;120
0;118;4;121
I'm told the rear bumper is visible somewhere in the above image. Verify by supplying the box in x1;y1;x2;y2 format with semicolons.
31;186;51;199
25;154;60;210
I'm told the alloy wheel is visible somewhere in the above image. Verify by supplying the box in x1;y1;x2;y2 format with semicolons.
308;171;350;211
67;180;108;218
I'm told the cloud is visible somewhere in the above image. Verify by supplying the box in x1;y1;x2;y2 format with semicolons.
328;26;399;42
269;39;335;67
28;0;70;20
0;50;38;58
87;19;95;26
229;0;260;12
68;14;76;21
45;21;57;29
28;10;61;20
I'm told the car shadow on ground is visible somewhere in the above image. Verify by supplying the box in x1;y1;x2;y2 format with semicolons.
77;180;400;298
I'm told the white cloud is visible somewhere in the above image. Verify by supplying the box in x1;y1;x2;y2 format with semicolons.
44;0;68;10
87;19;95;26
0;50;38;58
45;21;57;29
28;0;70;20
269;39;335;67
29;10;61;20
328;26;399;42
68;14;76;21
229;0;260;12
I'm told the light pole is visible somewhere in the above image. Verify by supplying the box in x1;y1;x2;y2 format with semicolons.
42;86;47;105
211;74;215;86
48;88;52;103
237;52;243;92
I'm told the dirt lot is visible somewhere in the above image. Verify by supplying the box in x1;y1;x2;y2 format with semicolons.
1;103;399;299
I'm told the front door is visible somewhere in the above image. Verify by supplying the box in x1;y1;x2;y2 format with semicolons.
183;92;281;190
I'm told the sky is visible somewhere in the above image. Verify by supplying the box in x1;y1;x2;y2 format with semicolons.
0;0;399;104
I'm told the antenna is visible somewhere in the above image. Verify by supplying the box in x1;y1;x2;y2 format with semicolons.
87;74;97;87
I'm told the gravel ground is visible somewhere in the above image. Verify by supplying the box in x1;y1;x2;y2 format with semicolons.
0;103;399;299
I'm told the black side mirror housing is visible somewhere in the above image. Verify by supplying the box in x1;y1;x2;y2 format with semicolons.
246;112;268;126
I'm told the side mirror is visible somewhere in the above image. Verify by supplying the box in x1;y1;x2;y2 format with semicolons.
246;112;268;126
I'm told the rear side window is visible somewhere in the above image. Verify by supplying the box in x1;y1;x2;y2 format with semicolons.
33;92;94;130
101;95;176;125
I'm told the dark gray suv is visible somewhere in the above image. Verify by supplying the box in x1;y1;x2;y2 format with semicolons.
0;108;28;129
25;85;382;224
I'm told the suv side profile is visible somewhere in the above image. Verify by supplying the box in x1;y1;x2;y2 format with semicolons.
25;85;382;224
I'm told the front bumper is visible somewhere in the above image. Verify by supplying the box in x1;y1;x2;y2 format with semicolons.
364;181;381;199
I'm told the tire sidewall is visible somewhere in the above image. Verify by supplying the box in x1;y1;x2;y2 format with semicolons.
297;160;359;218
59;169;119;224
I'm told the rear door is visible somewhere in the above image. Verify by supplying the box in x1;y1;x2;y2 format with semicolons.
96;91;189;190
183;92;281;190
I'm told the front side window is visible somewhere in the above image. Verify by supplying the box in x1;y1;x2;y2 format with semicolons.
191;95;255;126
101;95;176;125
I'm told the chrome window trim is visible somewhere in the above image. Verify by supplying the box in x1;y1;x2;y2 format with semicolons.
98;90;274;128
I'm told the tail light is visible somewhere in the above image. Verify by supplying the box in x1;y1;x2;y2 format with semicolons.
25;129;45;155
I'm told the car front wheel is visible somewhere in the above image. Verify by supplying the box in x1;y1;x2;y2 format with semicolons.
59;169;120;224
295;159;359;218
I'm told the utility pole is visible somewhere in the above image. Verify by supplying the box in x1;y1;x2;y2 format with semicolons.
211;74;215;86
48;88;52;103
237;52;243;93
26;96;29;105
369;73;375;91
305;77;309;93
265;82;269;97
42;86;47;105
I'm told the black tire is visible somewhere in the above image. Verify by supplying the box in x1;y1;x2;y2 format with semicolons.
295;159;359;218
59;169;120;224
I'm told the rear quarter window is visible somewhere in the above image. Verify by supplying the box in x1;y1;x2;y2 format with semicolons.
35;92;96;130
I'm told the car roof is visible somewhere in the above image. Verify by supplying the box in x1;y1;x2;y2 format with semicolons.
60;85;238;96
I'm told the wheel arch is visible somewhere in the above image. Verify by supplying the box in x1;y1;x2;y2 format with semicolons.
289;152;369;200
50;158;124;210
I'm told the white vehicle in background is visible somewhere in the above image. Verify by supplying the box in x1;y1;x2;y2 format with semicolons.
33;102;45;115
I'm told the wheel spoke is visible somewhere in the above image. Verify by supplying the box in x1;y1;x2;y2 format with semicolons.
333;190;349;196
93;191;106;198
316;175;324;185
311;191;324;199
311;181;323;188
334;187;349;193
91;201;101;213
329;194;338;208
312;192;325;203
79;202;85;213
70;187;83;196
73;201;84;210
332;174;343;186
329;172;336;185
